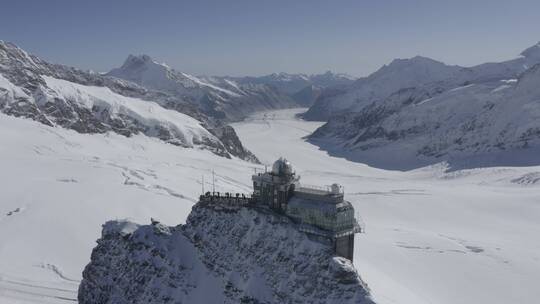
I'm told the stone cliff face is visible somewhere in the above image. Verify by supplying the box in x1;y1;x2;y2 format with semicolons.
78;202;374;304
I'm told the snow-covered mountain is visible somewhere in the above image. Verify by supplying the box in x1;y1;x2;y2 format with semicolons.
79;202;374;304
227;71;355;96
303;57;465;121
304;42;540;169
304;42;540;121
107;55;297;121
0;41;257;162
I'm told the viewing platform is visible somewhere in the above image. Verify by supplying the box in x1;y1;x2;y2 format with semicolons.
199;192;254;206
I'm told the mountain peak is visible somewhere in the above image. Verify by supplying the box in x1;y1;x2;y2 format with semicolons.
121;54;161;69
0;40;18;50
311;70;355;81
516;63;540;94
371;55;454;80
0;40;42;69
387;55;445;67
520;42;540;59
107;54;177;84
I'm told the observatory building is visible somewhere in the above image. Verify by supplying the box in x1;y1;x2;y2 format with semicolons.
252;157;362;260
200;157;362;260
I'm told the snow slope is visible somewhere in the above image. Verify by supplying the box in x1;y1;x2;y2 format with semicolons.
41;76;218;148
1;109;540;304
0;113;256;303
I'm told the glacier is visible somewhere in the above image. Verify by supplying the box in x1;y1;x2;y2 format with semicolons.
1;108;539;304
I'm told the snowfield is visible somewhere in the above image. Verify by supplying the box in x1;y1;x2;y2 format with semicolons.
1;108;540;304
0;113;255;303
41;76;218;147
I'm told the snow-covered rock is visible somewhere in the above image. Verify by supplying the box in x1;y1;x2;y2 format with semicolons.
78;201;374;304
0;41;257;161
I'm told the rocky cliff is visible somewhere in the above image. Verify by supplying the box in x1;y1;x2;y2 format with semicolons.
78;202;374;304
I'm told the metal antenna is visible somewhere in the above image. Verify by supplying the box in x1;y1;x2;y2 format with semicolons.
202;175;205;194
212;170;215;193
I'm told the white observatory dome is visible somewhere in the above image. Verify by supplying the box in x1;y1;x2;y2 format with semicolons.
272;157;294;175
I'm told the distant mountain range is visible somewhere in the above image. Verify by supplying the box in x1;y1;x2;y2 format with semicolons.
0;41;258;162
0;40;356;163
224;71;354;94
107;55;300;121
5;38;537;170
305;42;540;170
107;55;355;120
202;71;355;107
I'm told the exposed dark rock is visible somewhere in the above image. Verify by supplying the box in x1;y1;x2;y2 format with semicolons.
79;202;374;304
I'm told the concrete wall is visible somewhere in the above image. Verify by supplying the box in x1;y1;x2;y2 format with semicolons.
334;234;355;261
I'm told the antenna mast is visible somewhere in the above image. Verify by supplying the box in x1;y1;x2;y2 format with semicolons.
212;170;215;193
202;175;205;194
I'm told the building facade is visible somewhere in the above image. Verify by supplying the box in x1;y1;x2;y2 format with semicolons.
252;158;362;261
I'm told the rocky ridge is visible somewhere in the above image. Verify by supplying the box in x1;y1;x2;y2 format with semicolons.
78;201;374;304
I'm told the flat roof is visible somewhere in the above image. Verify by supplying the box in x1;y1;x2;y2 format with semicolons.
288;196;352;213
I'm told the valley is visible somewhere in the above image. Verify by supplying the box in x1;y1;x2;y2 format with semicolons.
2;2;539;303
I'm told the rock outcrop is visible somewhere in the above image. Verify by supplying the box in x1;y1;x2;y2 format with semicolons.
79;202;374;304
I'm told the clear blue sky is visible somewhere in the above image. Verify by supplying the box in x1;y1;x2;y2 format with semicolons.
1;0;539;76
